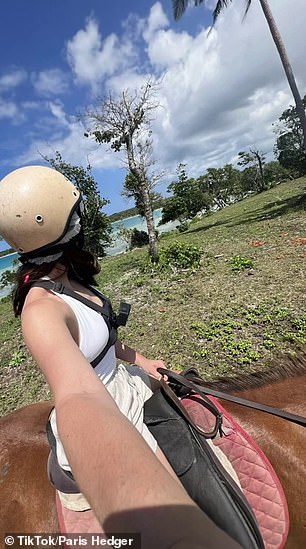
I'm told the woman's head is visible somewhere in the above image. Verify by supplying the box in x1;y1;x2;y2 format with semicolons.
0;165;100;315
0;165;82;260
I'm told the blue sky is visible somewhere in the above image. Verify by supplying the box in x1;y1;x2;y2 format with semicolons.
1;0;305;228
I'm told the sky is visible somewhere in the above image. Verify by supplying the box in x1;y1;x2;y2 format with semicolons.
1;0;306;223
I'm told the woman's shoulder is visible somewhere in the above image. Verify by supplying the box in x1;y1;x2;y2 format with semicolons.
22;283;79;347
22;285;71;325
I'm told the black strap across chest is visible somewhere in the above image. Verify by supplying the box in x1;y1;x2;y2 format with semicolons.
32;279;130;367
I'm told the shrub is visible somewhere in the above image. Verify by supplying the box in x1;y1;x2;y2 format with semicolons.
230;255;254;272
130;229;149;249
158;241;202;271
178;221;190;233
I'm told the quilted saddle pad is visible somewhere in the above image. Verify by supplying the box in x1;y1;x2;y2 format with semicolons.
183;395;290;549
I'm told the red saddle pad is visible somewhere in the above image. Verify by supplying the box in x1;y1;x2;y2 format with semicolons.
183;395;290;549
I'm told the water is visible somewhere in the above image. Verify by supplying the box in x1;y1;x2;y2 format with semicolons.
0;252;18;273
0;210;179;297
107;208;179;256
0;252;18;299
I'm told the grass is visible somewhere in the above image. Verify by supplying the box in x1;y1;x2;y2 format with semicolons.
1;178;305;415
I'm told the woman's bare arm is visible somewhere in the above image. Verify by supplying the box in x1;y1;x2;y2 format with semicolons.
22;299;240;548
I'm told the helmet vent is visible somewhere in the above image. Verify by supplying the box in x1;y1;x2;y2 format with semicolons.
35;214;44;224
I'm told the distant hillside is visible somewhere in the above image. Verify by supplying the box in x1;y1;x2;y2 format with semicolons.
109;198;166;222
0;248;15;257
109;206;140;222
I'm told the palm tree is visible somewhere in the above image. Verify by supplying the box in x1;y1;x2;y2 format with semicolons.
172;0;306;151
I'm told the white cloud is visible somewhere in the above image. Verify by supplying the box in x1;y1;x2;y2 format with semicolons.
146;28;193;68
0;99;20;120
66;17;137;92
143;4;194;69
47;100;70;125
21;100;45;111
146;0;306;175
142;2;169;42
32;69;69;96
0;69;27;92
4;0;306;192
15;113;124;173
106;71;152;97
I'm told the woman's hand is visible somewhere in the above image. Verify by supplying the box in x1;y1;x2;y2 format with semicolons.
137;357;167;381
115;341;167;381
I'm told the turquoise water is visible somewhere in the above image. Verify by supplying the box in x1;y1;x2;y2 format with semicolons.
107;209;179;256
0;252;18;273
0;253;18;298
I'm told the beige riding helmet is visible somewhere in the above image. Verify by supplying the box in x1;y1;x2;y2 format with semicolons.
0;165;81;255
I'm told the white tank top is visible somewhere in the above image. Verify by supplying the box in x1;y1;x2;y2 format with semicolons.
51;291;117;384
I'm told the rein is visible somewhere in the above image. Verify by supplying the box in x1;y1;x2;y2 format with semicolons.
158;368;306;429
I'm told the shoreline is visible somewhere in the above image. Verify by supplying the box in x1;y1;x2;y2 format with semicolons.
111;208;163;228
110;207;163;225
0;251;18;259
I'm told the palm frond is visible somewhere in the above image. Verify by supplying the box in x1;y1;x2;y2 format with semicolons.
172;0;252;25
212;0;232;24
242;0;252;20
172;0;190;21
172;0;206;21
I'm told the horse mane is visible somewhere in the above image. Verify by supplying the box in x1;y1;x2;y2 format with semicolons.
206;351;306;392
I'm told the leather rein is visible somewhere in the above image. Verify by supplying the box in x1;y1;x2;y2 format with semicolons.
158;368;306;429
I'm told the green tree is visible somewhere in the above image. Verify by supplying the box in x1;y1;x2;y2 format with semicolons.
237;149;266;191
172;0;306;151
122;172;164;218
263;161;292;186
160;195;187;225
0;255;19;293
160;163;212;225
274;97;306;177
239;166;258;194
0;269;16;291
44;152;112;257
200;164;242;205
83;81;160;263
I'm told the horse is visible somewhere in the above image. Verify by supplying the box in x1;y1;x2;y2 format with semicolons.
1;353;306;548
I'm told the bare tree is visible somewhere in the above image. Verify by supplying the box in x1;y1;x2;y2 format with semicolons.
172;0;306;151
122;139;164;218
83;80;160;262
237;148;267;191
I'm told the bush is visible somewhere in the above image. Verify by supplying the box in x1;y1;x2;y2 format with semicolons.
230;255;254;272
0;269;17;292
130;229;149;249
178;221;190;233
158;241;202;271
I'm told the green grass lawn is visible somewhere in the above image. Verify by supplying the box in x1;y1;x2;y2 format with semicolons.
1;178;305;416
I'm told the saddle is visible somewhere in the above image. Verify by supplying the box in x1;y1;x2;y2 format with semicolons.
49;369;289;548
144;369;289;549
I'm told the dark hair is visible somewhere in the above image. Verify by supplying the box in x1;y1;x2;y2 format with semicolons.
13;246;100;317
